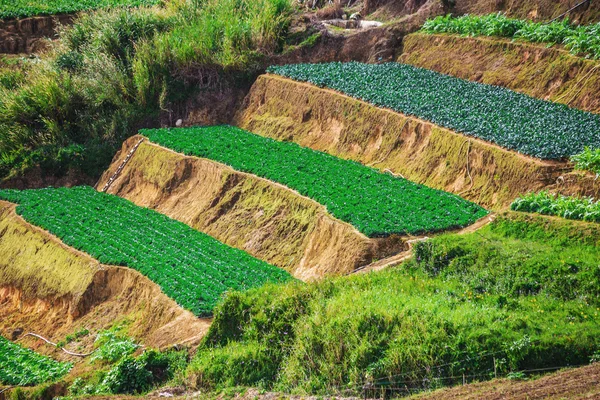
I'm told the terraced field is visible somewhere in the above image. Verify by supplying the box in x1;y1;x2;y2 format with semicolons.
268;62;600;159
143;126;488;237
0;186;292;316
0;335;72;386
0;0;160;19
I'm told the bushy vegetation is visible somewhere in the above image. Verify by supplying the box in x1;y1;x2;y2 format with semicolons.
0;335;72;386
69;349;187;395
133;0;292;110
268;62;600;160
187;214;600;395
0;186;292;316
571;147;600;176
144;126;487;237
511;191;600;222
0;0;292;183
0;7;177;181
0;0;160;19
422;13;600;60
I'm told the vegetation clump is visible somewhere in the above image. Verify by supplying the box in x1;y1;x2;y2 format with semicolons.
0;186;293;316
187;214;600;394
421;13;600;60
144;126;487;237
268;62;600;159
0;335;72;386
0;0;292;183
511;191;600;222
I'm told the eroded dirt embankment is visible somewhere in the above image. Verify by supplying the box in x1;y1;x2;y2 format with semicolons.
97;136;405;280
234;74;582;210
0;200;209;355
0;14;72;53
402;33;600;115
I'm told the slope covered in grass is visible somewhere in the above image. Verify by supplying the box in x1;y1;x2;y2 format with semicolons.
0;335;72;386
0;186;292;316
187;213;600;394
143;126;487;237
268;62;600;159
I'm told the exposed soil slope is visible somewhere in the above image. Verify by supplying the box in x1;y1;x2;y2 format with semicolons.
402;33;600;115
0;14;72;53
0;200;209;355
97;136;405;280
234;74;584;210
410;363;600;400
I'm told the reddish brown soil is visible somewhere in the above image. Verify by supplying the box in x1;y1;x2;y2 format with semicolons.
0;14;73;54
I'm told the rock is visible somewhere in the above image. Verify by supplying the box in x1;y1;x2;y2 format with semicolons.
175;119;183;127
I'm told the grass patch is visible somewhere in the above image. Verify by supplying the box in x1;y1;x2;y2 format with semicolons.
143;126;487;237
187;214;600;394
267;62;600;159
0;335;72;386
0;186;293;316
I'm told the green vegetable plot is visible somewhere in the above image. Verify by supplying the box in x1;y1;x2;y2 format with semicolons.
267;62;600;159
422;14;600;60
143;126;487;237
0;0;160;20
0;187;292;316
511;191;600;222
0;335;72;386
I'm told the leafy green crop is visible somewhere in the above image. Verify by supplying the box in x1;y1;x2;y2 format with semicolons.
0;186;292;316
143;126;487;237
511;191;600;222
572;147;600;175
0;335;72;386
421;13;600;60
267;62;600;160
0;0;161;20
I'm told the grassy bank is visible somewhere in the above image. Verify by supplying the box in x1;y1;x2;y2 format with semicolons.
0;0;292;184
187;213;600;394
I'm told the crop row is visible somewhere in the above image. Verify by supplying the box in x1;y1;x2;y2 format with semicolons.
0;0;160;20
0;335;72;386
267;62;600;159
143;126;487;237
422;13;600;60
0;186;292;316
511;191;600;222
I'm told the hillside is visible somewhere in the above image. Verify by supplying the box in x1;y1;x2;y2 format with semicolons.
1;0;600;399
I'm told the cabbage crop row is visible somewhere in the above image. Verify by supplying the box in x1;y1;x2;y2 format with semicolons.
267;62;600;159
143;126;488;237
511;191;600;222
0;0;160;20
0;335;72;386
0;187;292;316
422;14;600;60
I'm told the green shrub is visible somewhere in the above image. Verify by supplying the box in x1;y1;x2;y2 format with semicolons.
511;191;600;222
571;147;600;175
268;62;600;160
91;330;140;364
144;126;487;237
133;0;292;109
0;186;293;316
